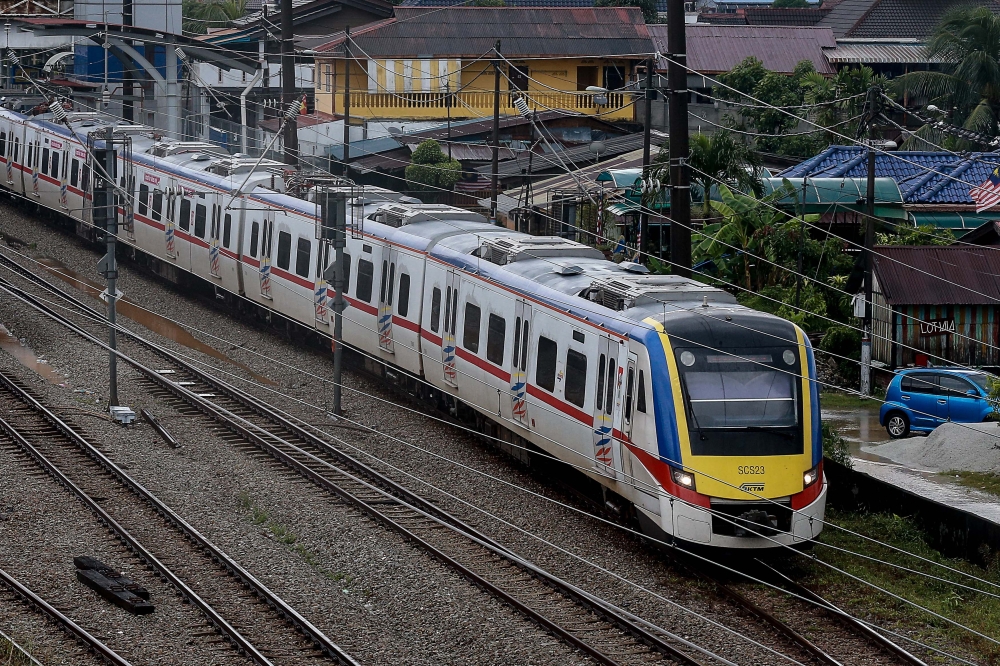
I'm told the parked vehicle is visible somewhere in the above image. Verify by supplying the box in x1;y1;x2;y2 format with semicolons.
880;368;996;438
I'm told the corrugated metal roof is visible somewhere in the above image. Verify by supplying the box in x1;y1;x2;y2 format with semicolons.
650;25;836;75
873;245;1000;306
824;41;943;64
316;7;653;57
400;0;670;11
475;131;660;178
778;145;1000;205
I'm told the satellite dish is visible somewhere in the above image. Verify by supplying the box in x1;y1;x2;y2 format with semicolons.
387;126;402;136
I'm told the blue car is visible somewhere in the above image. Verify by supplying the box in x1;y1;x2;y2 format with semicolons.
880;368;995;438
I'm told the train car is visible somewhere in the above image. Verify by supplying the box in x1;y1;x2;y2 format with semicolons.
0;107;826;548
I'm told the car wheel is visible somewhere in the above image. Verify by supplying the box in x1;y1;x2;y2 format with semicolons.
886;412;910;439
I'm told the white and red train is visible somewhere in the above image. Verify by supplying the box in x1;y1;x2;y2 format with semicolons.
0;109;827;548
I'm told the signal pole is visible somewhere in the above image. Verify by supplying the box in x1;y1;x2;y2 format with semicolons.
320;191;347;415
342;26;351;177
95;126;120;406
667;0;691;276
490;40;501;225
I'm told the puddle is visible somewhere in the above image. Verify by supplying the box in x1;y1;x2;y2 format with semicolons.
35;256;276;386
0;323;69;386
822;407;892;461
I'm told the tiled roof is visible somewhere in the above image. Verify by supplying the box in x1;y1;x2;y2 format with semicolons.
743;7;828;25
815;0;877;37
698;12;749;23
778;145;1000;205
651;24;836;74
399;0;670;10
315;7;653;57
873;246;1000;306
817;0;1000;38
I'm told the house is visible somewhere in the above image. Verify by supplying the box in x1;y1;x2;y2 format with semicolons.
870;245;1000;368
779;146;1000;230
311;7;653;122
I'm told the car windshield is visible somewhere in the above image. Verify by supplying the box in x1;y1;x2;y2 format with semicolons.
966;373;993;392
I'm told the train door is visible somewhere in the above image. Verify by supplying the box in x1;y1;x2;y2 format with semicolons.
259;212;274;298
509;300;532;427
441;269;459;386
209;201;222;278
593;336;617;475
377;247;396;353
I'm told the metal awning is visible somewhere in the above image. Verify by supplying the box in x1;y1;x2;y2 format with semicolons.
823;42;945;65
606;200;641;217
906;211;1000;230
762;177;906;219
596;168;643;189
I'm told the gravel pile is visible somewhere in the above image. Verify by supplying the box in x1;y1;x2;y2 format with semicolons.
863;422;1000;473
0;199;962;665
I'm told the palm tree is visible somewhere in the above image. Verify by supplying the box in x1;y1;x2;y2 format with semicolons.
183;0;247;35
891;6;1000;147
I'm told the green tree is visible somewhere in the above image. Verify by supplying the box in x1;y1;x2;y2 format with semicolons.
892;6;1000;149
594;0;658;23
405;140;462;192
876;223;954;246
183;0;246;35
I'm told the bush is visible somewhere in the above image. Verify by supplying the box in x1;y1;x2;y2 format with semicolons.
404;140;462;192
821;421;853;468
820;324;861;384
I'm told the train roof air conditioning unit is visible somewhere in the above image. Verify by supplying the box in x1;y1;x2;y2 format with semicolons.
479;236;604;266
372;203;486;228
149;141;229;158
588;275;735;311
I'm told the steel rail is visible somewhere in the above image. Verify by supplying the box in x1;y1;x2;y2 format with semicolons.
0;565;132;666
0;252;713;666
0;366;359;666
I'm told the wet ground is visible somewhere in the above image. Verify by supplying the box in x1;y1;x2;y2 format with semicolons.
822;404;1000;523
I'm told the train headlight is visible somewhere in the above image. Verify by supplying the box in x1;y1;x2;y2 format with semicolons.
803;464;820;488
671;467;696;490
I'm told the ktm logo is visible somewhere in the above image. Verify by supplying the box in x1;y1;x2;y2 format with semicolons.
740;483;765;493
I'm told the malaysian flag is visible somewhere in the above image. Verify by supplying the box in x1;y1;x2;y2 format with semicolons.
971;167;1000;212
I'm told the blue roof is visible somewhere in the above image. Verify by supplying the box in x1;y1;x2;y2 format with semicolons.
778;145;1000;205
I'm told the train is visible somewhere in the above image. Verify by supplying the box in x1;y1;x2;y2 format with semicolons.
0;107;826;548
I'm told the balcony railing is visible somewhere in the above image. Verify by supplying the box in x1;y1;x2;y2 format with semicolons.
344;90;631;119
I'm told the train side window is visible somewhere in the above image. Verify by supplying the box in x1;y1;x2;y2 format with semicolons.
195;204;207;238
520;321;529;372
223;214;232;247
249;221;260;257
276;231;292;270
380;260;388;303
397;273;410;317
450;289;458;335
179;198;191;231
138;184;149;216
387;263;395;306
565;349;587;408
13;138;19;163
0;131;6;156
41;148;48;174
637;370;646;413
596;354;606;412
512;317;521;368
486;313;505;365
342;253;352;295
430;287;441;332
463;302;481;353
443;286;452;333
356;259;374;302
152;190;163;222
70;159;79;187
605;360;615;416
535;336;557;392
27;143;33;167
624;368;635;422
51;152;59;178
295;237;310;278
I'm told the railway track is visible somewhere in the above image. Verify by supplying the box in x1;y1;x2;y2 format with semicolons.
0;248;921;666
0;368;358;666
0;564;131;666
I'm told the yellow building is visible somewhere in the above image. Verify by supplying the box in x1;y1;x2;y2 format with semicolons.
312;7;652;122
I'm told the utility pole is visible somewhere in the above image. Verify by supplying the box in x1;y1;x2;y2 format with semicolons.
639;58;653;265
667;0;691;276
342;26;351;177
445;81;452;161
858;84;883;397
123;0;133;122
281;0;297;166
95;126;119;407
321;191;347;416
796;177;806;308
490;40;501;226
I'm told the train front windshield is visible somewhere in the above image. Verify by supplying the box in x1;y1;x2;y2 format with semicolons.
675;347;804;456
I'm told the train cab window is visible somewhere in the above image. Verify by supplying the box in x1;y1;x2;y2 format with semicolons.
276;231;292;270
152;190;163;222
70;159;79;187
138;184;149;216
535;336;557;393
430;287;441;332
462;303;481;353
636;370;646;413
179;198;191;231
295;237;311;278
486;313;505;365
223;214;232;247
356;259;374;303
195;204;207;238
40;148;49;174
397;273;410;317
249;221;260;257
564;349;587;408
